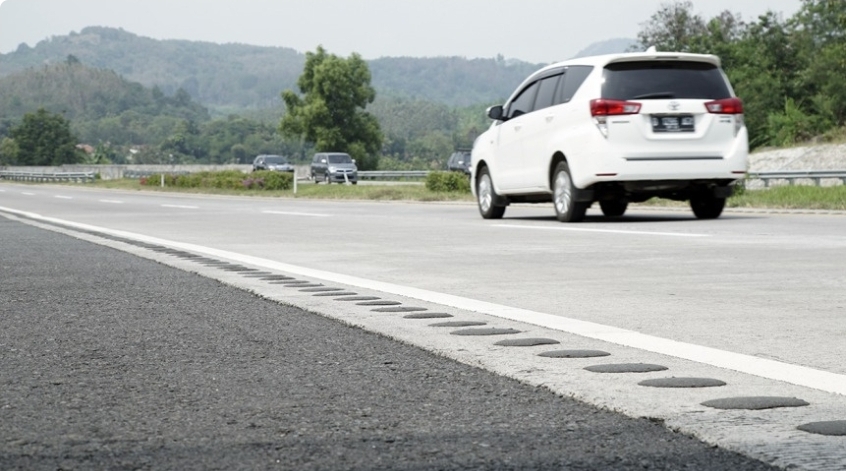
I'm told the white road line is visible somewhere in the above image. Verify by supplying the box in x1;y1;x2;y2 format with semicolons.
262;210;331;218
2;206;844;397
55;196;73;200
100;200;124;204
21;192;35;196
494;223;710;238
161;204;199;209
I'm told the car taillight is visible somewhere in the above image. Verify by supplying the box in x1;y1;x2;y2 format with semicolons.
705;97;743;114
590;99;642;116
590;99;641;138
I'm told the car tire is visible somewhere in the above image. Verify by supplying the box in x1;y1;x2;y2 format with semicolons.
324;174;330;185
476;167;506;219
552;162;588;223
690;194;726;219
600;200;628;217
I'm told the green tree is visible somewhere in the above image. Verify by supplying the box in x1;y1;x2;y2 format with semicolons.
633;1;708;52
0;137;20;165
9;108;82;165
791;0;846;125
279;46;383;170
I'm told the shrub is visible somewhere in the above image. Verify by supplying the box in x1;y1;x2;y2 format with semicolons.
138;170;293;191
252;170;293;190
425;171;471;193
767;98;829;147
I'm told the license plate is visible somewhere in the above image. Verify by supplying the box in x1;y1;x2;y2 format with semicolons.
652;115;695;133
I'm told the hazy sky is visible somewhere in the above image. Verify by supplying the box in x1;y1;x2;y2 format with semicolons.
0;0;803;63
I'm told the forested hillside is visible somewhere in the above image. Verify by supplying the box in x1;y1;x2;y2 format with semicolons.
0;26;540;112
1;1;842;170
0;59;208;146
0;61;485;168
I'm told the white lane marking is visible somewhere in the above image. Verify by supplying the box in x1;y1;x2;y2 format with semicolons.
55;196;73;200
21;192;35;196
1;206;844;397
262;210;330;218
100;200;124;204
161;204;199;209
494;223;710;238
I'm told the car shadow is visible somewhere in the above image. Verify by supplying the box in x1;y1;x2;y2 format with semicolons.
505;213;760;223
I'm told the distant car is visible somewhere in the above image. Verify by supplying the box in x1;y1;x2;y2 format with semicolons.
471;50;748;222
252;155;294;172
447;151;472;175
310;152;358;184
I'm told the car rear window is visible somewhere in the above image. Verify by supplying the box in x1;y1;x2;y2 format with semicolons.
602;61;731;100
265;156;288;164
328;154;352;164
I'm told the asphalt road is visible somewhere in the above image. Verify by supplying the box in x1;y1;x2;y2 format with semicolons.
1;182;845;469
0;214;781;470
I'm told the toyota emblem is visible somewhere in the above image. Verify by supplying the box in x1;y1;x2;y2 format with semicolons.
668;101;680;111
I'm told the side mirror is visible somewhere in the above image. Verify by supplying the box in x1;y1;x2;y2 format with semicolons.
352;159;356;164
487;105;505;121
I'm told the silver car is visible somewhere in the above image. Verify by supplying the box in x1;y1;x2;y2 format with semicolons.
310;152;358;184
252;155;294;173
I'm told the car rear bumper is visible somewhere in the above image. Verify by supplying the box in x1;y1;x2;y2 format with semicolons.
329;172;357;183
570;129;749;189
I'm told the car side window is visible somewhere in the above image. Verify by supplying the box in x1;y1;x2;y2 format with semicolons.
506;81;539;119
532;75;562;112
557;66;594;104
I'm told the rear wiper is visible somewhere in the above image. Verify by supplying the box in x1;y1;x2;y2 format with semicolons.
632;92;676;99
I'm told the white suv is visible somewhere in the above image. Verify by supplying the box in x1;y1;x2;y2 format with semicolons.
470;51;748;222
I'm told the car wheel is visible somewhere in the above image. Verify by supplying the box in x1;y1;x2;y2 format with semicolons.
552;162;588;223
600;200;628;217
690;194;726;219
311;172;318;183
324;173;330;185
476;167;505;219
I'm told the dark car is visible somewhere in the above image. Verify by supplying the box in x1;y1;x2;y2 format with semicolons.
310;152;358;184
447;151;472;175
252;155;294;172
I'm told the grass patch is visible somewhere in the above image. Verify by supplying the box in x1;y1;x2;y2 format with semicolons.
639;185;846;211
728;185;846;210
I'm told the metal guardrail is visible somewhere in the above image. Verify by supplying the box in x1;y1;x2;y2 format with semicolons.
123;169;190;179
358;170;430;180
747;170;846;187
0;170;97;183
122;170;427;180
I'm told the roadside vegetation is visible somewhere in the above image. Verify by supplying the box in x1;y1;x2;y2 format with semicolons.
84;170;476;202
727;185;846;210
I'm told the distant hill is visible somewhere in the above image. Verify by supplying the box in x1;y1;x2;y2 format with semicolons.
571;38;638;58
0;58;208;122
0;27;304;111
0;27;542;111
0;59;211;145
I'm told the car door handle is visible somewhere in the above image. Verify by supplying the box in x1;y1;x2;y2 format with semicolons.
546;115;555;123
513;125;522;132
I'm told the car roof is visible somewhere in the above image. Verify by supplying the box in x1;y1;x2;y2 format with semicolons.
556;51;720;69
510;51;722;101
